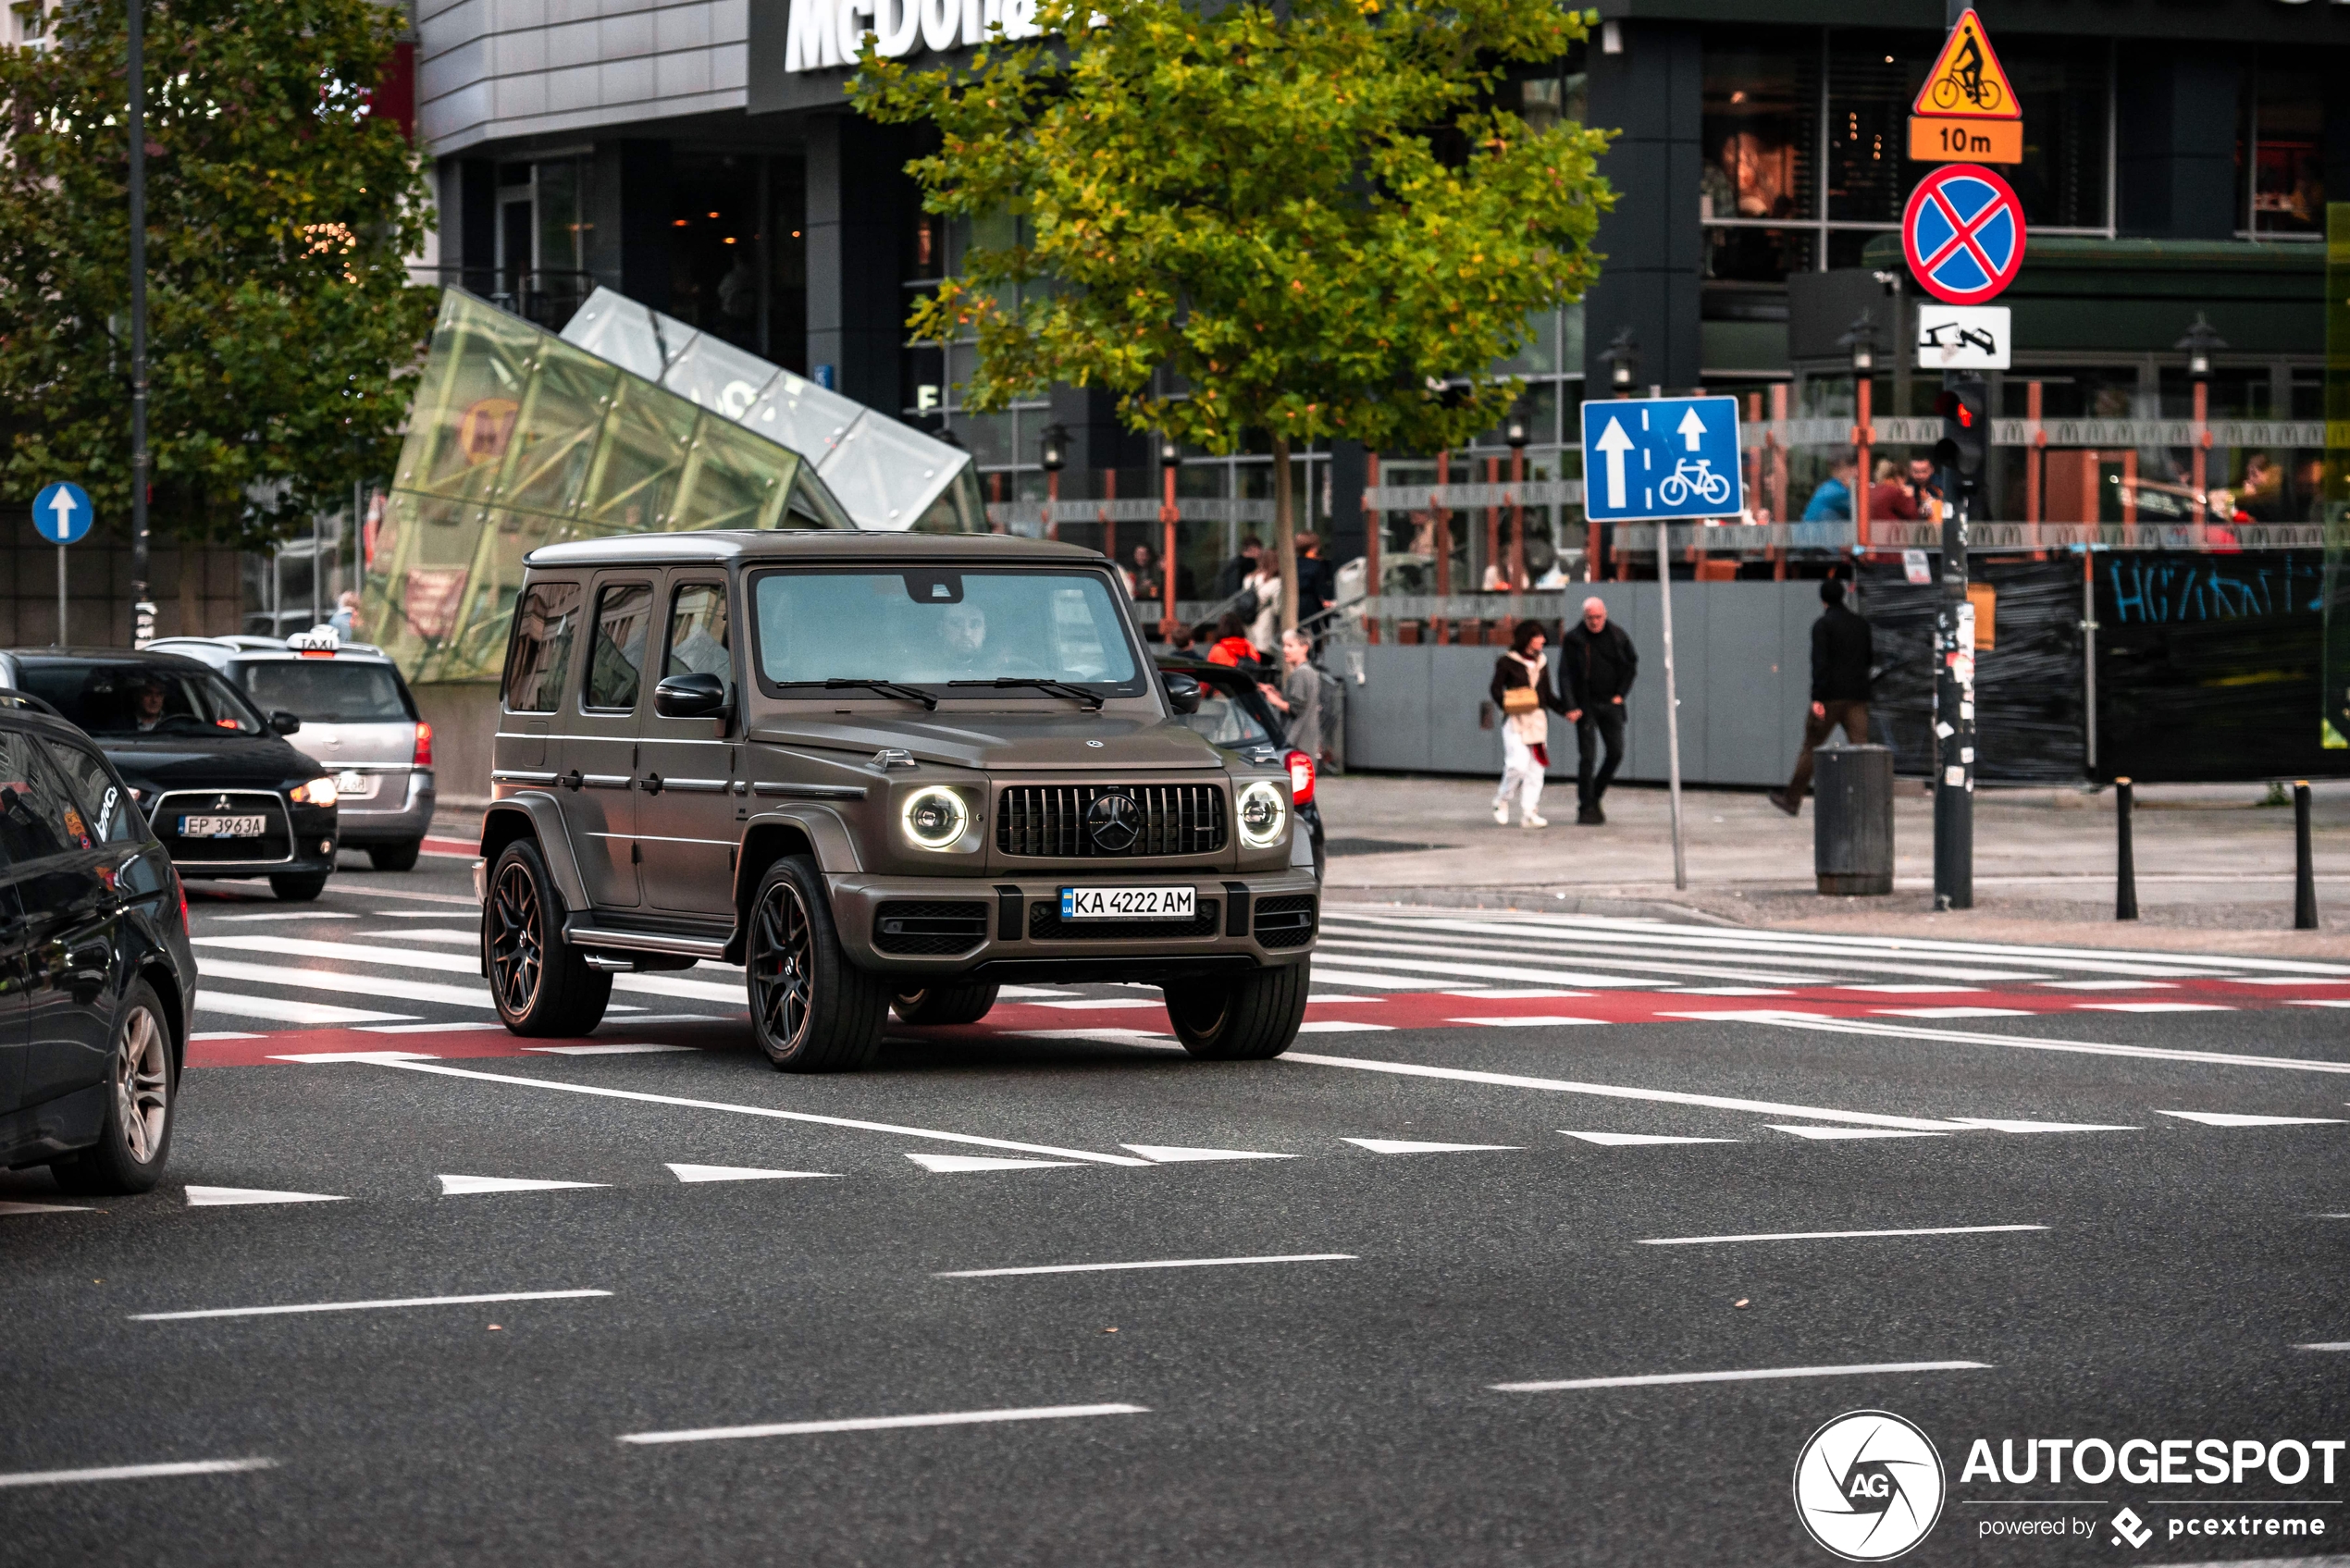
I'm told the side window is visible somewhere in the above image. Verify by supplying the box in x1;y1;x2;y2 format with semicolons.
503;579;583;714
584;582;653;711
39;739;150;847
0;732;90;866
663;584;731;684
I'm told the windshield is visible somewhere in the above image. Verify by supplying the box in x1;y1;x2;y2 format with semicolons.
239;660;413;723
752;569;1144;695
1175;682;1277;749
15;661;264;736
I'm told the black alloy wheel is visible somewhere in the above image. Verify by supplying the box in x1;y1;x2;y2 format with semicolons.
748;855;886;1071
484;839;611;1036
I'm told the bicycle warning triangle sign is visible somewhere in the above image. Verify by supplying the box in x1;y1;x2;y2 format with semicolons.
1914;9;2020;119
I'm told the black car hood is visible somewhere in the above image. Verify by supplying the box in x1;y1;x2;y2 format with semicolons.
94;731;321;791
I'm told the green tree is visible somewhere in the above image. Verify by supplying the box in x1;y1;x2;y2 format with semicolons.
0;0;437;551
853;0;1611;627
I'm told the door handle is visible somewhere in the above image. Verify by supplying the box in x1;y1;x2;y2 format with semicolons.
641;772;663;796
563;770;583;790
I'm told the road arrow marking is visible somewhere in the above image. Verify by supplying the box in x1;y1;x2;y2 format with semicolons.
2155;1110;2345;1128
665;1164;840;1182
1119;1144;1294;1163
1342;1138;1521;1154
184;1185;349;1207
1770;1125;1949;1141
905;1153;1080;1172
1562;1130;1738;1146
1593;417;1634;509
1;1200;95;1216
438;1174;607;1195
1676;407;1707;450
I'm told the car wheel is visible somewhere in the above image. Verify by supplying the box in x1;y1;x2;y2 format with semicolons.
748;855;887;1071
890;982;1000;1026
269;871;329;901
1162;963;1309;1060
368;839;423;872
51;981;174;1195
484;838;612;1036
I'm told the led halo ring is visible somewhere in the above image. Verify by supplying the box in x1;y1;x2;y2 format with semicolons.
900;784;971;851
1236;779;1288;848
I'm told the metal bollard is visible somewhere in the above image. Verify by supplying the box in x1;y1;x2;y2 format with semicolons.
2295;780;2319;931
2114;776;2137;921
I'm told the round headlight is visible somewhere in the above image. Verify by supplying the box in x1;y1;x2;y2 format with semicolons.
1236;779;1287;848
901;785;971;850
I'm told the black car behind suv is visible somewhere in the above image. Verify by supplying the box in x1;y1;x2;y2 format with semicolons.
0;694;197;1193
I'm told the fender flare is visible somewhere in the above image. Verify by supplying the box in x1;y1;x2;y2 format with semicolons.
481;795;593;913
736;806;862;886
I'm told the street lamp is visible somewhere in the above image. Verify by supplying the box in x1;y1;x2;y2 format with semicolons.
2175;314;2228;517
2177;313;2226;382
1838;312;1880;547
1602;327;1639;397
1504;408;1530;591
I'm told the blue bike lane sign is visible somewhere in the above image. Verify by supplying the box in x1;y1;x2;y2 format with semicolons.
1577;394;1745;523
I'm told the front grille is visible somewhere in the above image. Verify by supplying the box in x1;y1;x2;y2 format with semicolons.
152;791;294;865
872;900;990;956
1028;898;1220;942
996;784;1227;858
1254;894;1318;949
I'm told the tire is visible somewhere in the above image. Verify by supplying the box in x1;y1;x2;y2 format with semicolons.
51;982;174;1195
748;855;888;1071
1162;963;1310;1061
269;871;329;901
484;838;612;1036
368;839;423;872
1931;76;1960;108
891;982;1000;1026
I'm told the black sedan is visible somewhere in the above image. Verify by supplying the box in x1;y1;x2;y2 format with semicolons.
0;693;197;1193
0;649;343;901
1157;653;1326;881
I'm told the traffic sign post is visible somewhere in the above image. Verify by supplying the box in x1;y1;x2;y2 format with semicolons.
1908;8;2021;165
33;481;93;648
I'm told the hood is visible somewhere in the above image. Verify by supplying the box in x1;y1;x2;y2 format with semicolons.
747;710;1224;772
94;731;328;791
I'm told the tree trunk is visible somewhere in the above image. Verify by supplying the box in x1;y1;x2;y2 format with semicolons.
1271;434;1299;633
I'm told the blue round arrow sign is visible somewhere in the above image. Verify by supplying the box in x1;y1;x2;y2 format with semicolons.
32;481;93;544
1902;163;2026;306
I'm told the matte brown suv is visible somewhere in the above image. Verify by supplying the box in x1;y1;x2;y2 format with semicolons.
476;531;1318;1068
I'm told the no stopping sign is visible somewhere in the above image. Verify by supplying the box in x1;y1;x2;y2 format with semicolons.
1902;163;2025;305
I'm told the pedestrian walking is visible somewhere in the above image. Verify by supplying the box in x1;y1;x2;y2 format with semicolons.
1259;628;1323;758
1488;619;1565;828
1768;577;1873;816
1559;595;1636;825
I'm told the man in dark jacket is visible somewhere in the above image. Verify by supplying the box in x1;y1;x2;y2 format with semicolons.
1769;577;1873;815
1559;596;1637;825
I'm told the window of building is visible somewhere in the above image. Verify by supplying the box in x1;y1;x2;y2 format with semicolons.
2245;55;2323;236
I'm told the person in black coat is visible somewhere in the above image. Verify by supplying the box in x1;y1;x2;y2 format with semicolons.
1769;576;1874;815
1557;596;1637;825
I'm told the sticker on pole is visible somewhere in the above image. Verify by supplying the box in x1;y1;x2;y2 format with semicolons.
32;481;93;544
1902;165;2025;306
1577;395;1744;524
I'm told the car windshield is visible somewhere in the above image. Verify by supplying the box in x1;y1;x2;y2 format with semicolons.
752;569;1144;694
15;661;264;736
1174;680;1276;749
239;660;412;723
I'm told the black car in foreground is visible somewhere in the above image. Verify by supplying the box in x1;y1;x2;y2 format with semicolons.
0;649;344;901
1156;654;1326;882
0;693;197;1193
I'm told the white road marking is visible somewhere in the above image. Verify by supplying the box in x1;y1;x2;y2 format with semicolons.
1490;1360;1990;1393
1032;998;1167;1010
2075;1002;2233;1014
189;1031;262;1041
996;986;1081;998
1320;917;2064;984
1875;1007;2033;1019
1283;1051;1959;1130
184;1186;348;1207
1308;941;1705;990
2155;1110;2346;1128
906;1153;1078;1172
216;911;357;922
1295;1019;1394;1032
1838;983;1984;994
195;992;415;1025
1694;1010;2350;1076
1941;1117;2139;1133
612;973;745;1004
1306;969;1482;992
198;957;497;1010
2041;979;2179;990
1;1200;93;1216
361;928;474;943
1450;1015;1607;1028
1343;1138;1522;1154
1671;987;1794;996
439;1175;606;1195
2298;1341;2350;1352
1012;1028;1176;1048
358;1021;515;1034
526;1043;699;1056
0;1458;278;1489
2292;999;2350;1008
352;886;479;906
936;1253;1353;1278
1771;1125;1950;1141
1637;1224;2047;1246
270;1051;437;1064
195;934;484;973
1308;994;1388;1004
130;1289;612;1321
1443;988;1592;999
328;1056;1155;1167
2234;976;2350;985
618;1403;1148;1446
1120;1144;1293;1163
667;1164;839;1182
1562;1131;1738;1146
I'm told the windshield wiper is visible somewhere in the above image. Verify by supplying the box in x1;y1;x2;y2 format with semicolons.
948;677;1106;710
776;678;937;710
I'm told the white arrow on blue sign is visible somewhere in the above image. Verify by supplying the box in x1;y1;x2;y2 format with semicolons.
32;481;93;545
1577;395;1745;524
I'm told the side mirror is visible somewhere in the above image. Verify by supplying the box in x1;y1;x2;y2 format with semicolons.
655;672;733;722
1163;673;1204;716
269;710;302;735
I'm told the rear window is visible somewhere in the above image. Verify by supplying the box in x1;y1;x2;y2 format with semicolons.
239;661;413;723
15;661;263;736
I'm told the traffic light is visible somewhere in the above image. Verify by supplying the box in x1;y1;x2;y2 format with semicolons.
1932;378;1989;481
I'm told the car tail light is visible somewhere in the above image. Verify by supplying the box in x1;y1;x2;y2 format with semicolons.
1285;749;1316;805
414;721;434;767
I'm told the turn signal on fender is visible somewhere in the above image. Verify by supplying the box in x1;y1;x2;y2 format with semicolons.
1285;749;1316;806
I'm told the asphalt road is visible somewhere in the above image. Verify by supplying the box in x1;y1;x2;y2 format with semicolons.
4;846;2348;1567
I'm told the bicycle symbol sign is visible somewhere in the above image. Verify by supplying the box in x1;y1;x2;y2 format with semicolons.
1912;9;2020;120
1578;394;1744;525
1902;163;2026;306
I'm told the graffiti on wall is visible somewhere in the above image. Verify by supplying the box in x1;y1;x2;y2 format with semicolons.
2105;554;2324;625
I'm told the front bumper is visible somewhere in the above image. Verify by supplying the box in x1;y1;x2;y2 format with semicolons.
828;869;1320;983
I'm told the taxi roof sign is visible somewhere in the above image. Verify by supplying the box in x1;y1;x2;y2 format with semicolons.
1913;9;2020;120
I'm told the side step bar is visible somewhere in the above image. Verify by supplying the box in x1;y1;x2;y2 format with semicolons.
564;923;731;960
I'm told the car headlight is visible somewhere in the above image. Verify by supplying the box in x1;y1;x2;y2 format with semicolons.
900;785;971;851
1236;779;1288;848
290;776;339;808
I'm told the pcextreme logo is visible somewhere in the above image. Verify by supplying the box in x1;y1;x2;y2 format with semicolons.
1795;1410;1948;1562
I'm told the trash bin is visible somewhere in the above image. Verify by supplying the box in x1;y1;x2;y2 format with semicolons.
1813;743;1894;895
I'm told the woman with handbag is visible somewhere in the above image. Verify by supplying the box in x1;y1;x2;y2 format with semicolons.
1489;619;1565;828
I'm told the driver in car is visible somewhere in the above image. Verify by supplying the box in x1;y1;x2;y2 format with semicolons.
940;603;991;676
130;679;169;733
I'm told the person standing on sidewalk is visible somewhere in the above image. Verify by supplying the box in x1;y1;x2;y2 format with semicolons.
1560;596;1636;825
1489;620;1565;829
1769;577;1873;816
1259;628;1324;759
